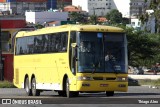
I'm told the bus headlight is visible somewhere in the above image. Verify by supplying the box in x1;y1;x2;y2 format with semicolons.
77;76;92;81
117;77;127;81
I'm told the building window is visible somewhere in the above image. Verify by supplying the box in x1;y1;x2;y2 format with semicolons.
1;31;10;52
131;22;135;26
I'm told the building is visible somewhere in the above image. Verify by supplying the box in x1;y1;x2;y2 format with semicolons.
46;0;72;10
0;15;26;81
57;0;72;9
130;0;145;18
98;17;107;22
130;18;141;29
47;0;57;10
63;5;87;14
25;11;69;24
72;0;130;17
0;0;47;15
72;0;110;16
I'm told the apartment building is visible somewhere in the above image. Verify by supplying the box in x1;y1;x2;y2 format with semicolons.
130;0;145;18
57;0;72;9
72;0;130;17
0;0;47;15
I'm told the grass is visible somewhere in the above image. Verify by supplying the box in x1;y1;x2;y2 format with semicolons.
138;79;160;86
0;81;16;88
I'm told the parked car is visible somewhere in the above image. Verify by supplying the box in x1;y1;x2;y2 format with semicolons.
147;63;160;74
133;67;144;75
128;77;139;86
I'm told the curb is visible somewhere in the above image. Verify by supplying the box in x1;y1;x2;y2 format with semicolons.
141;85;160;89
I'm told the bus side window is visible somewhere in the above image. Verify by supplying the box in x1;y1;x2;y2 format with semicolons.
61;32;68;52
20;47;23;54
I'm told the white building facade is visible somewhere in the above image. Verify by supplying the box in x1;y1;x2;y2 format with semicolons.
72;0;130;17
25;11;68;24
131;18;141;28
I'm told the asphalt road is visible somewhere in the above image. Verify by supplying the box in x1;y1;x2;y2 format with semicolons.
0;86;160;107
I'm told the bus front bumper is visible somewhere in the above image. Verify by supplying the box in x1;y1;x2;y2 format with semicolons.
74;81;128;92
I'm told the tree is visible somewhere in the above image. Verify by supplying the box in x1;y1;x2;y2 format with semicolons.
69;12;87;24
120;26;160;67
105;9;122;24
35;24;44;29
88;15;98;25
149;0;160;33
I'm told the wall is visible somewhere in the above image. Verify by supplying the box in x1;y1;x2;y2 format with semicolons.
131;18;141;28
25;11;68;24
1;20;26;28
2;54;13;82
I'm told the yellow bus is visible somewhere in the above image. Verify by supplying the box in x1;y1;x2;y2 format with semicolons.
13;25;128;97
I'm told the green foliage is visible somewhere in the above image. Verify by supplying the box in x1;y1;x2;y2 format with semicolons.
105;9;122;24
122;27;160;67
149;0;160;33
88;15;98;25
69;12;87;24
35;24;44;29
139;13;149;25
0;81;16;88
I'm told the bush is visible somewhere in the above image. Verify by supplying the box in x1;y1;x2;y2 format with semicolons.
0;81;16;88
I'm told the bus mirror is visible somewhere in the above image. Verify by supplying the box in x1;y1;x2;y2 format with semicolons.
71;43;77;48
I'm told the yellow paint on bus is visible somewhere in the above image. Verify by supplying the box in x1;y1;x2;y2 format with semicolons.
14;25;128;97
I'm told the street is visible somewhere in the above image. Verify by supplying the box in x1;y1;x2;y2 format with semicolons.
0;86;160;103
0;86;160;98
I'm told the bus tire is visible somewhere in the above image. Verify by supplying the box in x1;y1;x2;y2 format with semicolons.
66;78;73;98
106;91;114;96
31;78;40;96
24;77;32;96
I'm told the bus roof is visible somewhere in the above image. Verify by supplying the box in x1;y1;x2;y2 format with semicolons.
15;25;125;38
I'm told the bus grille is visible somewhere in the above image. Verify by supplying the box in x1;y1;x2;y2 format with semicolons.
106;78;116;80
15;69;19;84
93;77;116;80
93;77;103;80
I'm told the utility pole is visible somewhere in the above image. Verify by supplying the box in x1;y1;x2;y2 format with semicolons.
93;7;97;25
0;19;3;81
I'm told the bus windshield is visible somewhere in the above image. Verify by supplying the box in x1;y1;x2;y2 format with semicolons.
78;32;127;73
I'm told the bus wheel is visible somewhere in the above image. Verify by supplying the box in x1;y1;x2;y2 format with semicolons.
66;78;73;98
24;77;32;96
31;78;40;96
106;91;114;96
